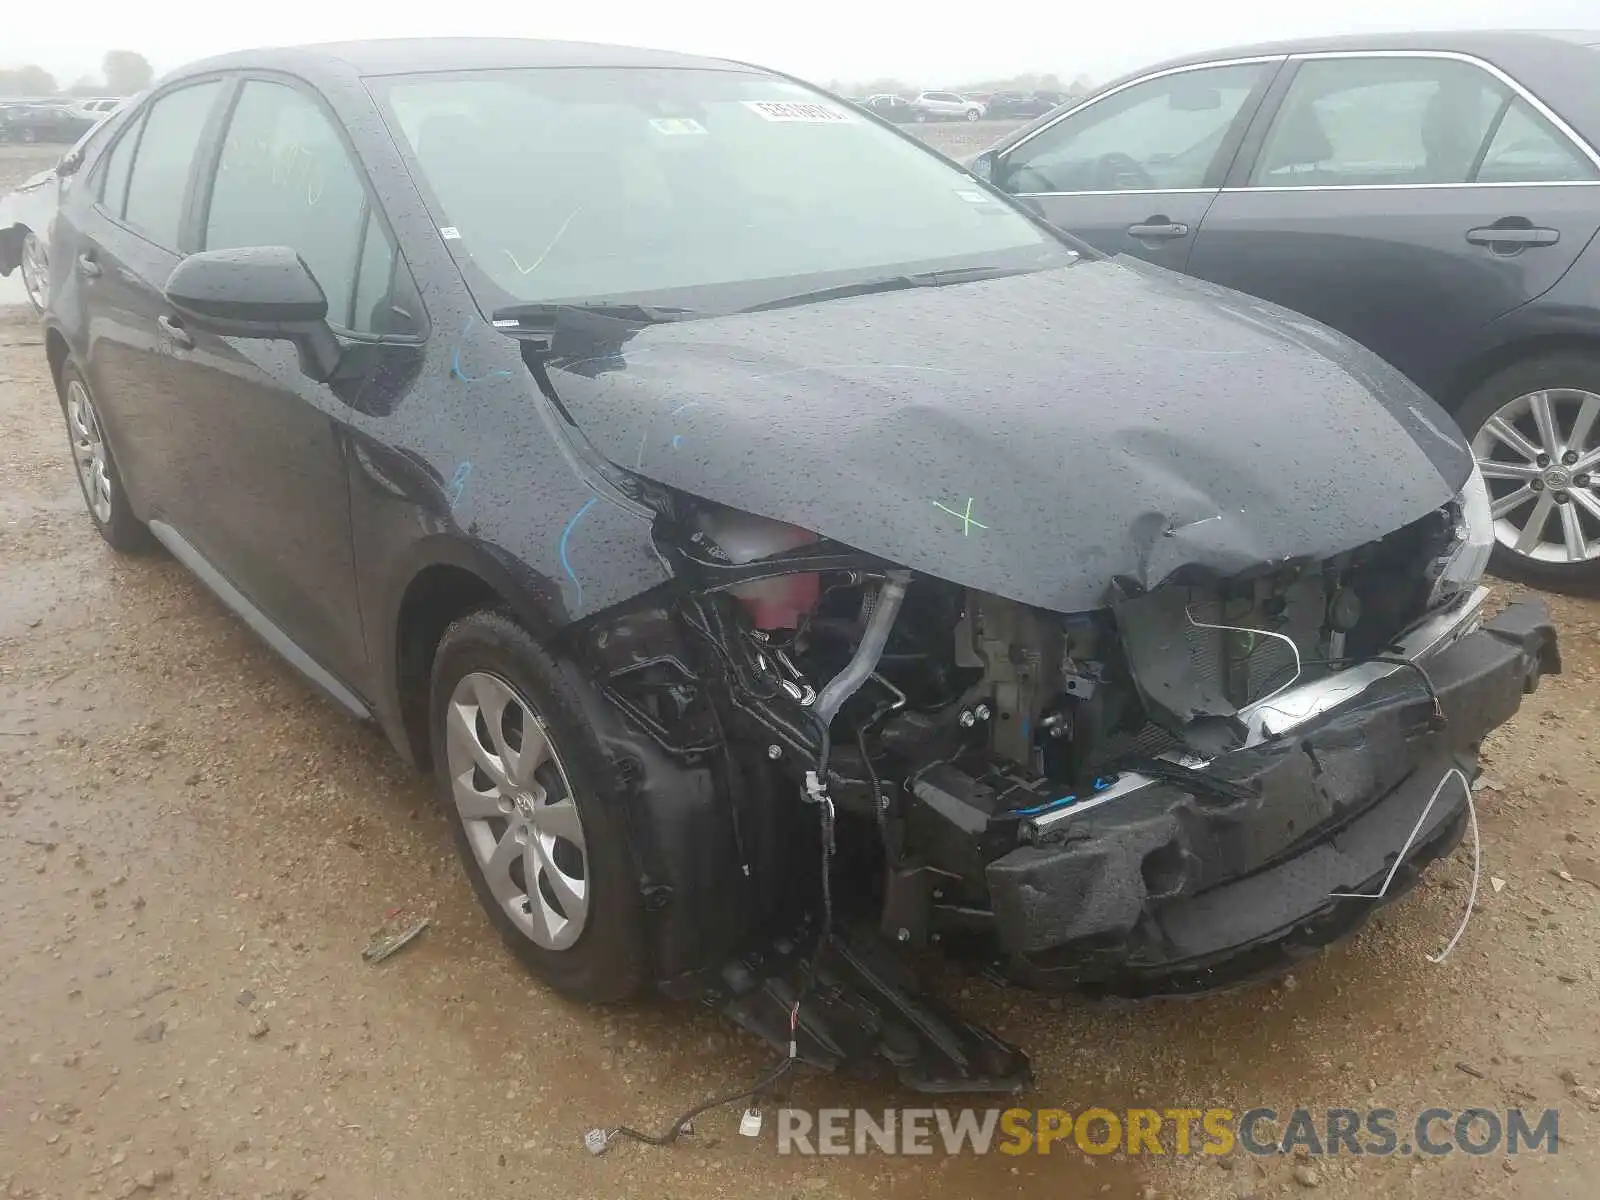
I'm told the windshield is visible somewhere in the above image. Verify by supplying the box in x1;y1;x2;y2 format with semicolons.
369;67;1070;312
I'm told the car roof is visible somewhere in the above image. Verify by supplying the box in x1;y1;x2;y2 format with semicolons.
168;36;754;86
1058;29;1600;148
1139;28;1600;69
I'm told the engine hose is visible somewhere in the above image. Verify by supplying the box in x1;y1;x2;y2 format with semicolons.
812;570;912;731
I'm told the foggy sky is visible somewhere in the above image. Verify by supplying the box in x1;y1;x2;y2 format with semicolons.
9;0;1600;91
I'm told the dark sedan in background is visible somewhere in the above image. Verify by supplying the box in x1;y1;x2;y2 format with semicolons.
0;103;97;144
983;90;1068;120
974;30;1600;589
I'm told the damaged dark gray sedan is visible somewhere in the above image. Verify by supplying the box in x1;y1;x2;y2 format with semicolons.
37;38;1559;1093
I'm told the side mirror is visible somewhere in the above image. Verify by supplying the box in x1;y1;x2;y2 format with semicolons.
164;246;342;382
970;151;997;184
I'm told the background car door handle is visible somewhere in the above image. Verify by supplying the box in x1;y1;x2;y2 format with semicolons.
157;314;193;349
1127;221;1190;241
1466;225;1560;249
76;254;102;278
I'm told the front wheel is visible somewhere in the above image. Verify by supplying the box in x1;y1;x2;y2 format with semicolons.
966;108;981;122
1457;352;1600;592
429;609;647;1002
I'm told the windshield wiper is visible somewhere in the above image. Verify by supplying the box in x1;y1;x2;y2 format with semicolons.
490;302;698;334
741;264;1041;314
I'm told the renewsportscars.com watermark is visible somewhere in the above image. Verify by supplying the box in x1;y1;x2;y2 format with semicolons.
776;1107;1561;1158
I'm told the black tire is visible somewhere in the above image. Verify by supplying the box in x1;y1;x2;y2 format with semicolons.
429;609;647;1002
56;363;153;554
966;108;981;122
1455;351;1600;593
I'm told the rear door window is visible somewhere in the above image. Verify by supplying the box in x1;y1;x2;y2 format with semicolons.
97;112;143;218
121;81;222;247
1249;56;1507;187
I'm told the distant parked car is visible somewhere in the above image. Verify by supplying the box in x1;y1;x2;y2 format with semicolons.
0;107;124;312
973;30;1600;589
911;91;985;122
864;93;917;123
0;103;96;144
983;91;1067;121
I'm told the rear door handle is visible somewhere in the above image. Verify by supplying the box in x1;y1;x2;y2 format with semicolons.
76;253;102;279
157;313;193;350
1127;220;1190;241
1465;225;1560;249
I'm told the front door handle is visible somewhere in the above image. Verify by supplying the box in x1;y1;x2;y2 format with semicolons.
76;253;102;279
157;313;193;350
1127;220;1191;241
1466;224;1560;251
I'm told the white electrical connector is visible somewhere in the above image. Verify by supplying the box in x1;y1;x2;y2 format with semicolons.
583;1128;612;1156
740;1108;764;1137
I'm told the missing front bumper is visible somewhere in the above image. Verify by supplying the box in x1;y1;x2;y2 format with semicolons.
985;600;1558;996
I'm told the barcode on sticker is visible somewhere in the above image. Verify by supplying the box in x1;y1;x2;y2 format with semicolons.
742;100;853;123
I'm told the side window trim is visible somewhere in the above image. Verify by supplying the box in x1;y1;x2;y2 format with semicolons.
196;69;427;342
1466;92;1516;182
1222;49;1600;192
996;55;1286;196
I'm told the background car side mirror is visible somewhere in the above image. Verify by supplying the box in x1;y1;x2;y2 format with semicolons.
164;246;342;382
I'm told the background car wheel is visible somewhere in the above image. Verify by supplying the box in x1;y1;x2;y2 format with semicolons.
429;609;646;1002
966;108;981;122
1457;352;1600;592
20;231;48;314
57;365;152;554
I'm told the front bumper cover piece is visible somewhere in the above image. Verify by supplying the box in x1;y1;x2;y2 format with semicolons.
987;600;1558;996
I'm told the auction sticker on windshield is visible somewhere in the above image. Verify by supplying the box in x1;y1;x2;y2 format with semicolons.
742;100;854;123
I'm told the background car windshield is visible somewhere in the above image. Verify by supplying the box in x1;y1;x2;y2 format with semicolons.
373;68;1066;309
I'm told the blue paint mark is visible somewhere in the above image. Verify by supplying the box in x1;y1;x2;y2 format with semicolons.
558;497;599;609
1011;775;1119;818
450;318;514;383
447;462;472;504
1014;793;1077;817
670;434;685;450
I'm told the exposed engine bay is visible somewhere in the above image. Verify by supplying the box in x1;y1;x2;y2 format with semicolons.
634;494;1457;846
562;482;1556;1092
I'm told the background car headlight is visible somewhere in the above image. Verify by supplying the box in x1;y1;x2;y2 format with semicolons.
1430;462;1493;608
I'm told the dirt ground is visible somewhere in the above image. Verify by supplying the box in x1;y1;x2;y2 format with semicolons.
3;140;1599;1200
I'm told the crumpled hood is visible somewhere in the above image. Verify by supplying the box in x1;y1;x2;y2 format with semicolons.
546;258;1472;613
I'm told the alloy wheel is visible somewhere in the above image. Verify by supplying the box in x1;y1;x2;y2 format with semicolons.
444;671;590;950
20;231;48;312
1472;388;1600;565
66;380;114;525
